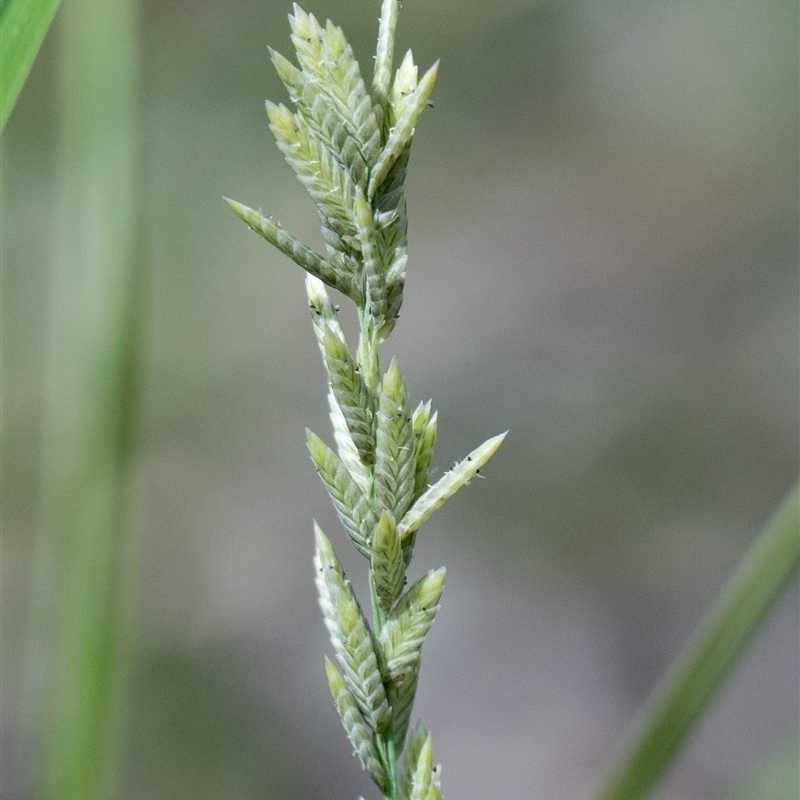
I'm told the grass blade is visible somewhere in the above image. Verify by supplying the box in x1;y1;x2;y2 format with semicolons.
0;0;62;131
593;480;800;800
35;1;141;798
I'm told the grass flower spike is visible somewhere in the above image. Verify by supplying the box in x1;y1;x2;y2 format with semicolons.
227;2;506;796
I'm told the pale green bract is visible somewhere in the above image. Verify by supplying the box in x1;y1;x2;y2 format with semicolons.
226;2;506;797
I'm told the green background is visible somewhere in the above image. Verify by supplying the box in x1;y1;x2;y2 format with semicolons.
2;0;798;798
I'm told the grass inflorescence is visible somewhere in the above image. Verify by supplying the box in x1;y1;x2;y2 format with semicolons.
226;2;505;797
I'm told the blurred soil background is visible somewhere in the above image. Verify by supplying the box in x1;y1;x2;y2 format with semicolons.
2;0;798;798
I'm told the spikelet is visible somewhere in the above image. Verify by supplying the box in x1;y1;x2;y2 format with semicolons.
411;401;437;501
390;49;419;127
371;511;405;611
379;568;445;683
307;432;375;557
368;61;439;199
270;47;371;189
388;669;419;753
409;734;438;800
325;657;388;790
288;7;381;161
398;432;507;540
320;327;376;465
305;275;371;492
374;359;416;520
399;720;429;800
224;199;360;301
314;525;390;732
373;0;400;116
266;100;361;257
355;191;386;326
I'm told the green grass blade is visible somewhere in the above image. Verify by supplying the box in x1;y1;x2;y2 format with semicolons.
0;0;62;131
593;480;800;800
35;0;141;798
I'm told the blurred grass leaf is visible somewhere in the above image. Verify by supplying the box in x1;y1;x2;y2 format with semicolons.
34;0;141;797
0;0;62;131
594;481;800;800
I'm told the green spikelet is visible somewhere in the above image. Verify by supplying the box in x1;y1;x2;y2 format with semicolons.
307;431;374;557
325;656;389;791
266;101;361;257
270;47;371;188
390;49;419;126
369;60;439;199
306;273;346;347
314;525;390;731
289;6;381;163
371;511;405;611
374;359;416;520
319;19;382;162
373;212;407;338
287;3;324;68
373;0;400;127
388;669;419;753
409;734;434;800
411;402;437;500
224;198;360;301
411;400;430;438
369;38;420;338
320;326;376;466
374;47;414;226
399;720;429;800
355;191;387;325
379;567;445;683
305;275;371;491
328;386;370;494
398;432;507;540
372;155;410;336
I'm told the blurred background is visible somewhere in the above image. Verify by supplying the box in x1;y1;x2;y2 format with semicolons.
2;0;798;798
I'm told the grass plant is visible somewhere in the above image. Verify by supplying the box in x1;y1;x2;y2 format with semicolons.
7;0;791;797
227;2;799;799
227;2;505;797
